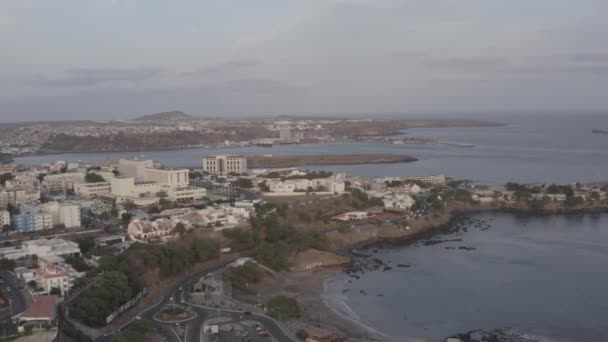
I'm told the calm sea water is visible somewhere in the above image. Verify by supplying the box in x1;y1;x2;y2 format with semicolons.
324;213;608;342
14;113;608;185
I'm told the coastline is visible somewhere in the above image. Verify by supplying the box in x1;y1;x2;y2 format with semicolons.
312;202;608;340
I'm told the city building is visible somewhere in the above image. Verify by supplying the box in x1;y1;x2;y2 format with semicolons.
21;238;81;259
202;155;247;175
12;213;53;232
74;182;112;198
116;158;154;181
16;295;58;325
279;128;305;141
0;210;9;228
0;187;41;206
0;165;17;174
43;202;81;228
383;194;416;212
127;218;176;242
42;172;85;193
266;177;346;194
143;168;189;187
30;262;82;296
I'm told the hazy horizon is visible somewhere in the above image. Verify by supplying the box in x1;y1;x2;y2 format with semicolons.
2;0;608;122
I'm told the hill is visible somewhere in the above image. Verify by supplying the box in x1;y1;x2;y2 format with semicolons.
132;110;194;121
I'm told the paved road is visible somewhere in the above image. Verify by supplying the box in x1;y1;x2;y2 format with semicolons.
0;271;26;321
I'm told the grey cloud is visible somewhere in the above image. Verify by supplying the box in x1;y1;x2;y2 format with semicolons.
422;54;608;78
181;59;262;77
425;57;508;70
32;67;164;87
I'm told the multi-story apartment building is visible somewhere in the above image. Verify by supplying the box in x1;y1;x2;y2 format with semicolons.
202;155;247;175
43;202;81;228
42;172;85;193
21;238;81;259
0;210;10;228
143;168;189;187
74;182;111;198
117;158;154;181
12;213;53;232
0;187;41;206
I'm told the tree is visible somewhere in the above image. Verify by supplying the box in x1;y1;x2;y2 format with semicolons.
27;280;37;288
235;178;253;189
110;208;119;218
191;239;218;261
50;287;61;296
0;173;13;186
256;242;288;271
0;258;16;271
85;173;106;183
123;200;137;211
156;190;168;198
147;205;160;214
121;212;132;224
173;222;187;235
76;237;96;255
112;169;120;176
266;296;301;319
296;329;309;340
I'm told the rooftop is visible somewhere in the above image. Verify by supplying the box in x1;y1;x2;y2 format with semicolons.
20;295;57;321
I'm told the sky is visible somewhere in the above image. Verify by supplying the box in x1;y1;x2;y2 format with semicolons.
1;0;608;122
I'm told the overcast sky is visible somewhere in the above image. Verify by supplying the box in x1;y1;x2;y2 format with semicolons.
1;0;608;121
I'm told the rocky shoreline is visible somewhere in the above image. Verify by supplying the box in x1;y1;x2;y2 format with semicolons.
314;203;608;340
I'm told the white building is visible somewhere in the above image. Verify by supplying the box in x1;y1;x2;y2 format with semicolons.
0;187;41;206
0;210;9;228
21;239;81;259
332;211;369;221
127;218;176;242
383;194;415;212
117;159;154;181
382;175;447;186
75;182;112;198
143;168;189;187
43;202;81;228
42;172;85;193
111;177;159;197
202;155;247;175
266;177;345;194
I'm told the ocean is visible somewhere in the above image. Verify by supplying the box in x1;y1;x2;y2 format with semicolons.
14;113;608;185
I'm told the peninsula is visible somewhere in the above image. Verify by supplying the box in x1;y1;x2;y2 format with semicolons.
247;153;417;168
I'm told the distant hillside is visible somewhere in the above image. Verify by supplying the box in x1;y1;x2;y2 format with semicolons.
132;110;194;121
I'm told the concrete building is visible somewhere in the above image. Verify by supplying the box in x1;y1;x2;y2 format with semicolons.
12;213;53;232
75;182;111;198
164;186;206;202
0;210;9;228
116;158;154;181
21;238;81;259
266;177;346;194
279;128;304;141
43;202;81;228
16;295;58;324
42;172;85;193
202;155;247;175
0;187;41;206
143;168;189;187
111;177;161;198
383;194;415;212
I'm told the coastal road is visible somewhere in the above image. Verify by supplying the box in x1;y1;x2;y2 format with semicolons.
0;271;26;321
